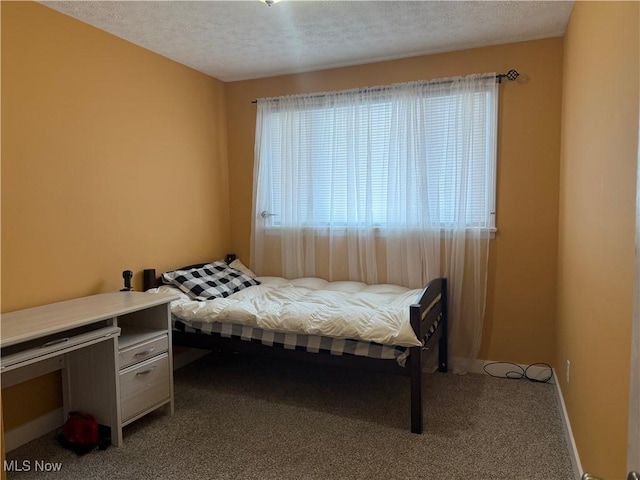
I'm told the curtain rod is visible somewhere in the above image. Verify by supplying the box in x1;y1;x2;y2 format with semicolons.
251;69;520;104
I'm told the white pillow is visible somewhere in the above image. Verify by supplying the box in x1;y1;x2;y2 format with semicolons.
229;259;257;279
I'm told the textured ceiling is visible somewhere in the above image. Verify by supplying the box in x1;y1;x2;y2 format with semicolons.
41;1;574;82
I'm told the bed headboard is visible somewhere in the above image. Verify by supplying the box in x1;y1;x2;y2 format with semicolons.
143;269;160;290
143;263;209;291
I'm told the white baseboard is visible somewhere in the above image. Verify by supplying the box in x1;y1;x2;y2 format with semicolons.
449;357;555;383
552;369;583;480
5;408;63;452
466;358;581;480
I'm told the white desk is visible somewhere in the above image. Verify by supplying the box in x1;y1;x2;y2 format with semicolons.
1;291;178;448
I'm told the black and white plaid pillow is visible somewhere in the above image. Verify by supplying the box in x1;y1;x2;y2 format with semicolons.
162;261;260;301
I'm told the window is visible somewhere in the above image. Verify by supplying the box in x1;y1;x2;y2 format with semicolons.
255;75;498;231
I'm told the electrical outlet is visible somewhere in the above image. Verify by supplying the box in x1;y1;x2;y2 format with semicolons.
566;360;571;383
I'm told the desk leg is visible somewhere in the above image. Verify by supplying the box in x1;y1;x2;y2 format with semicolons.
66;337;122;447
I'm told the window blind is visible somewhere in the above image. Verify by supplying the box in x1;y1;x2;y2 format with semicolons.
258;79;497;230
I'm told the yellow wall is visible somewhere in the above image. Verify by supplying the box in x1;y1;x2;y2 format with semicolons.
5;1;638;475
558;1;640;477
225;38;564;365
1;1;230;312
1;0;229;435
2;372;61;431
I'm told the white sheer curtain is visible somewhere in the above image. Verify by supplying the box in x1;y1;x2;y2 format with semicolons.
251;74;498;372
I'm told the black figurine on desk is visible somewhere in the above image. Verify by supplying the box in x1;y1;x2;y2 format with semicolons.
120;270;133;291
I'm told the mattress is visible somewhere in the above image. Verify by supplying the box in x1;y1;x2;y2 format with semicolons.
151;277;441;366
155;277;423;346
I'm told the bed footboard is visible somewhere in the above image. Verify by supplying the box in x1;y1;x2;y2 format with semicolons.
408;277;448;434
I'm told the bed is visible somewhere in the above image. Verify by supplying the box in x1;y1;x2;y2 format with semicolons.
142;260;448;434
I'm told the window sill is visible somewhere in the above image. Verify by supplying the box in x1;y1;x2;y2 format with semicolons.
262;226;498;239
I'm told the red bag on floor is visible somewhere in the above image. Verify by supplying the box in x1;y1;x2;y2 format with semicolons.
59;412;99;455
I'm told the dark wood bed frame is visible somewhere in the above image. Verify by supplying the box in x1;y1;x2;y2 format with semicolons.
143;268;448;434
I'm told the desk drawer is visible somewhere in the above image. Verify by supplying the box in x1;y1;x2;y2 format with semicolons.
120;353;170;422
119;335;168;369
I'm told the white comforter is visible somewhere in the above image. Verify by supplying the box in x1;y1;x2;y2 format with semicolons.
154;277;423;348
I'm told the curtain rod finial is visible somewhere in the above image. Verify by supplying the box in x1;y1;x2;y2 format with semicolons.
506;69;520;81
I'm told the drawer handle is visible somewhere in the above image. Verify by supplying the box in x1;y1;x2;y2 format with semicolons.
136;366;157;376
41;338;69;348
134;347;156;357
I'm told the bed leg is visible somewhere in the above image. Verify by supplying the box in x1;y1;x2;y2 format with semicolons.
438;330;448;373
438;278;448;373
410;346;423;434
410;371;422;434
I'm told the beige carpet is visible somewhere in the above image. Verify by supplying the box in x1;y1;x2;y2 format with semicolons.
6;352;575;479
